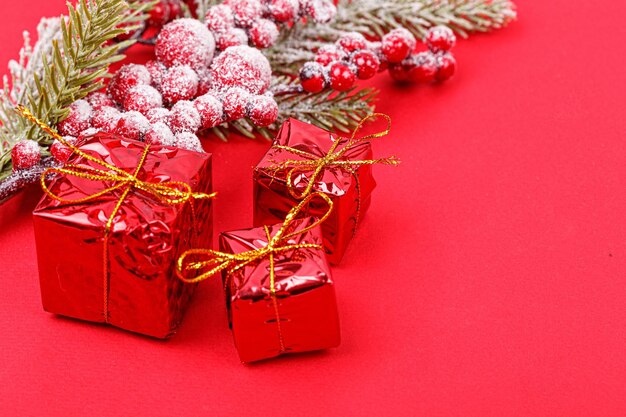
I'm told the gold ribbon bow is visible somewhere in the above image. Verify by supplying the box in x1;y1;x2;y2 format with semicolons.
18;105;216;323
177;191;333;290
268;113;400;199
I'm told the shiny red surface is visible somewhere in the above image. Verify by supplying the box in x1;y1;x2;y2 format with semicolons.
33;134;213;338
2;1;626;415
220;217;340;363
253;118;375;264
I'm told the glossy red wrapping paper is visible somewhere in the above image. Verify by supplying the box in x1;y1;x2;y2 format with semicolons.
253;119;376;264
32;133;213;338
219;217;340;363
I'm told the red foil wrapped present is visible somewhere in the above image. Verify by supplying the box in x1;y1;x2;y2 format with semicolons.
178;193;340;363
32;132;214;338
253;115;398;264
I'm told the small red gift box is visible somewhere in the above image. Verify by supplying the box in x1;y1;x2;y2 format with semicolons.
32;133;214;338
253;116;397;264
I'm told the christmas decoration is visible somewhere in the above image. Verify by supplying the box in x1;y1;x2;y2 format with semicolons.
23;108;216;338
177;192;340;363
253;114;399;264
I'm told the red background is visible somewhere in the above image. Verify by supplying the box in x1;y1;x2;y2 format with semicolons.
1;1;625;416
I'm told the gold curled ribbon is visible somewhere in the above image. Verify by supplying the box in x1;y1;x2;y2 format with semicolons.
17;105;216;324
268;113;400;200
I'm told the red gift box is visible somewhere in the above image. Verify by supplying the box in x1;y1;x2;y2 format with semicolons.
253;116;397;264
178;192;340;363
32;133;214;338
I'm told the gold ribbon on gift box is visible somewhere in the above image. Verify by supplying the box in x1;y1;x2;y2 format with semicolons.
17;106;216;324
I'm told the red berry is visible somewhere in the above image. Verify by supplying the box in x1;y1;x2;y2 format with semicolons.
210;45;272;94
160;65;199;104
114;111;150;140
168;0;183;19
86;91;115;109
232;0;262;27
351;50;380;80
155;18;215;70
407;51;438;83
194;93;224;128
148;0;171;27
175;132;203;152
436;53;456;82
222;87;250;121
337;32;367;53
91;106;121;133
299;62;327;93
268;0;298;22
329;62;356;91
146;107;171;124
315;45;346;66
381;28;416;63
123;85;163;114
11;140;40;170
249;19;279;49
425;25;456;53
145;122;176;146
107;64;151;105
205;4;235;32
216;28;248;50
388;64;409;82
58;100;93;137
195;67;213;96
304;0;336;24
246;95;278;127
169;100;202;133
50;137;76;164
145;60;167;90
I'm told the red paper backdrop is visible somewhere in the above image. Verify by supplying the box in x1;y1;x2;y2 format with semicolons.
1;1;625;416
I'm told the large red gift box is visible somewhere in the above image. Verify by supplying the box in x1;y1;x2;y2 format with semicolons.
32;133;213;338
219;216;341;363
253;118;379;264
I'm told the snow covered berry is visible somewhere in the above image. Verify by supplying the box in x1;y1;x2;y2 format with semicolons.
146;107;171;124
221;87;250;121
436;53;456;82
407;51;438;83
145;60;167;90
299;62;327;93
381;28;416;63
57;100;93;137
145;122;176;146
216;28;249;50
425;25;456;53
50;137;76;164
194;93;224;128
351;50;380;80
175;132;203;152
11;140;40;170
268;0;298;22
388;64;409;82
337;32;367;53
195;67;213;96
91;106;121;133
114;111;150;141
210;45;272;94
86;91;115;109
160;65;199;104
148;0;172;27
249;19;279;49
107;64;151;104
155;18;215;70
315;44;346;66
246;95;278;127
231;0;263;28
328;62;356;91
169;100;202;133
123;85;163;114
304;0;336;24
205;4;235;32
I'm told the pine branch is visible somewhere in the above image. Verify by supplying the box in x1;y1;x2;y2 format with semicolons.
265;0;517;73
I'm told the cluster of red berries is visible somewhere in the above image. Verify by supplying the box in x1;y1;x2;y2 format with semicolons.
299;26;457;93
205;0;337;51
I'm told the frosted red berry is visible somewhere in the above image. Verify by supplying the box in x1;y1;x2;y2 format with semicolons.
329;62;356;91
114;111;150;141
107;64;151;105
146;107;171;124
50;137;76;164
232;0;263;27
57;100;93;137
337;32;367;53
169;100;202;133
86;92;115;109
381;28;416;63
425;25;456;53
194;93;224;129
155;18;215;70
175;132;203;152
148;0;171;27
210;45;272;94
315;45;346;66
11;140;40;170
205;4;235;32
123;85;163;114
436;53;456;82
222;87;250;121
388;63;409;82
91;106;121;133
216;28;249;50
160;65;199;104
145;122;176;146
304;0;337;24
249;19;279;49
246;95;278;127
299;62;326;93
195;67;213;96
268;0;298;22
351;50;380;80
145;60;167;90
407;51;438;83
